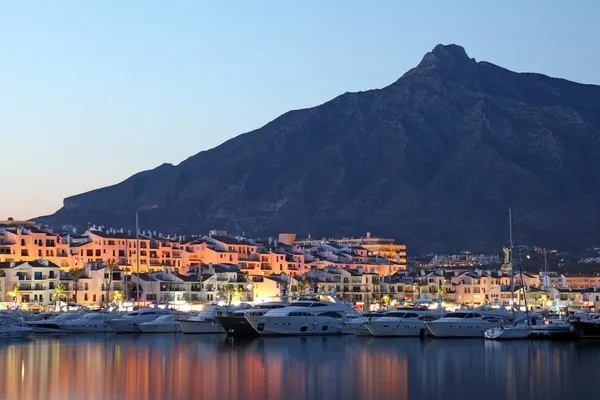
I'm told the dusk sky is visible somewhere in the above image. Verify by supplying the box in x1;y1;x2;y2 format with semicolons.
2;0;599;220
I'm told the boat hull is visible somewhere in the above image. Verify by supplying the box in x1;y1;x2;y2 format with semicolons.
106;319;143;333
366;320;427;337
178;320;224;334
0;326;33;339
138;323;182;333
246;315;350;336
571;321;600;338
347;322;372;336
60;323;115;333
530;325;579;340
426;320;500;338
216;316;257;337
484;326;531;340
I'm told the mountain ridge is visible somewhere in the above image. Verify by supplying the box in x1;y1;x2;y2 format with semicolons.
38;44;600;252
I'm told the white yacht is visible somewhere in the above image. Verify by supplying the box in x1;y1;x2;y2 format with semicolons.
216;302;287;336
106;308;173;333
60;312;123;333
178;304;228;334
366;309;445;337
138;314;183;333
347;312;384;336
425;310;513;338
245;294;358;336
26;312;87;333
0;317;33;339
484;323;531;340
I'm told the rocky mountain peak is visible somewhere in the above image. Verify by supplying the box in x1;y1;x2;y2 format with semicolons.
415;43;477;75
38;46;600;252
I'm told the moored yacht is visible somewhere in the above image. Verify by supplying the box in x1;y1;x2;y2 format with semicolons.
425;309;513;338
245;294;358;336
61;311;123;333
366;309;445;337
0;316;33;339
138;314;183;333
106;307;173;333
484;320;531;340
571;313;600;338
216;302;287;337
27;312;87;333
178;304;232;334
347;312;384;336
0;324;34;339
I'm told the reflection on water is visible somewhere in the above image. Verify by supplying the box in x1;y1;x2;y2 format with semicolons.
1;334;599;400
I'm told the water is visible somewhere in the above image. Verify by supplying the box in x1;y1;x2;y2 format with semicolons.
0;334;598;400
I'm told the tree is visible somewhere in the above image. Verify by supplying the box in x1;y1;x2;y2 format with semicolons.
381;294;390;306
218;284;244;305
51;283;69;311
436;284;446;300
297;279;310;295
69;267;87;303
111;290;125;306
7;284;20;307
104;259;118;306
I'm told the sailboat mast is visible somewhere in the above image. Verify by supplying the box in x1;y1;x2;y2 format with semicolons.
136;212;140;305
509;207;515;310
543;250;549;292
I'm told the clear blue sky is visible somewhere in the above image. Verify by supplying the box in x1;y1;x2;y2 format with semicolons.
1;0;598;220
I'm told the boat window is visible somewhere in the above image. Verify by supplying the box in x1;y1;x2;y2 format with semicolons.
483;317;500;322
288;312;313;317
292;302;312;307
319;312;343;318
444;312;468;318
419;316;439;321
127;312;140;317
471;313;481;318
386;312;406;318
309;303;328;307
404;313;419;318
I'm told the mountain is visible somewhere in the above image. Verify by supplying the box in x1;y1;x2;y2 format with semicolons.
38;44;600;252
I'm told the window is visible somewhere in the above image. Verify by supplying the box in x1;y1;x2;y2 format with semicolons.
85;283;89;290
309;303;327;307
93;294;97;302
49;271;55;279
318;312;343;318
84;293;88;301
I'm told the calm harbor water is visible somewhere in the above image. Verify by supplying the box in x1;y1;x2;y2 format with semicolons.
0;334;598;400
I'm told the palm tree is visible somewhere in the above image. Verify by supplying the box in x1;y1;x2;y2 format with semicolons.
7;284;20;308
111;290;125;306
381;294;390;305
104;259;118;306
68;267;87;303
51;283;69;311
436;284;446;300
297;279;310;295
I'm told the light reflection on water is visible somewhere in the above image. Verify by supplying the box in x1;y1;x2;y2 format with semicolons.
0;334;599;400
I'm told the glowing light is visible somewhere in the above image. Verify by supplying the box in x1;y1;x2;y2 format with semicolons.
217;301;226;306
232;299;241;306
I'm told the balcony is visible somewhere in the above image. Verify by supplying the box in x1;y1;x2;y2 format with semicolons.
19;284;46;291
160;284;186;292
